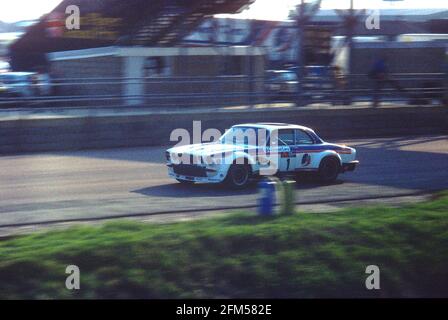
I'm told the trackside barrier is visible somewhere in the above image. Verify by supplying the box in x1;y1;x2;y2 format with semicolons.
0;105;446;154
258;178;297;216
258;178;277;216
279;180;296;216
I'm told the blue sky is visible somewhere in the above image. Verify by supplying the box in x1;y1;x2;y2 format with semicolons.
0;0;446;23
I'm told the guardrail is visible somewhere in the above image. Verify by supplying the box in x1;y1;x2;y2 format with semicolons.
0;73;446;109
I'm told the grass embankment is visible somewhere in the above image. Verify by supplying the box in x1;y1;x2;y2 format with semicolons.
0;193;447;299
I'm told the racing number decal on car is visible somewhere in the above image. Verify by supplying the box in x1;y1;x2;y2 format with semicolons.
302;154;311;166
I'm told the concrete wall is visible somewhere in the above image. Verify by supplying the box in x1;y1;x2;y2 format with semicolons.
0;106;447;154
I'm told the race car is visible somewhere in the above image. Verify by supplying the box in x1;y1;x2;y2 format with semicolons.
166;123;359;188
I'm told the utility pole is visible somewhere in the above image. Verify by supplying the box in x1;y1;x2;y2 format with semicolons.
296;0;306;101
336;0;365;105
295;0;321;107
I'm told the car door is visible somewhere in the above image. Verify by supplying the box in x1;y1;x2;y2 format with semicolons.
275;129;295;173
291;129;316;171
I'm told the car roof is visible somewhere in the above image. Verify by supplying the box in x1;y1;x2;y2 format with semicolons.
232;123;314;131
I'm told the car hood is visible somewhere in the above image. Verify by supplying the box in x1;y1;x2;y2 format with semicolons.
168;143;252;156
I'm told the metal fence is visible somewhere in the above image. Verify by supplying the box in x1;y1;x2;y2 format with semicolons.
0;73;446;109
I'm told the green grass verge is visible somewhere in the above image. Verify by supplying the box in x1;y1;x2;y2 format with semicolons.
0;192;447;299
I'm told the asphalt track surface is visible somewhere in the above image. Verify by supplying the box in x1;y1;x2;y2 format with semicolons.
0;135;447;227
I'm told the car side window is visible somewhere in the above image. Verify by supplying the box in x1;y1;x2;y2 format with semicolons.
295;130;314;145
278;129;295;146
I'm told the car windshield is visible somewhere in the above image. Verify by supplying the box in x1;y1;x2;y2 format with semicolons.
219;127;269;146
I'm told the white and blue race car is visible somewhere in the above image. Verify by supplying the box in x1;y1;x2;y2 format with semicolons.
166;123;359;188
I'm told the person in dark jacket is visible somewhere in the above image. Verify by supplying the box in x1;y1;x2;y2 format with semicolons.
368;57;402;107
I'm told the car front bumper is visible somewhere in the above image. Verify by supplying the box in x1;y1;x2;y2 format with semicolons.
167;164;226;184
342;160;359;172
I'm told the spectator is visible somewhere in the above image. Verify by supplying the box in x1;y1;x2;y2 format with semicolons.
368;57;402;107
331;65;348;105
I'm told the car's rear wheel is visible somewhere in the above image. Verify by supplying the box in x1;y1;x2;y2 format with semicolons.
318;157;340;183
225;163;251;189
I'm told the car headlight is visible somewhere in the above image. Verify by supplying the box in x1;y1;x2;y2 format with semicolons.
213;155;225;165
203;154;223;167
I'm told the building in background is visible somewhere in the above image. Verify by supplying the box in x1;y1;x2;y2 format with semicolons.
48;46;265;106
9;3;448;72
183;9;448;68
4;1;447;106
184;18;300;68
8;0;255;71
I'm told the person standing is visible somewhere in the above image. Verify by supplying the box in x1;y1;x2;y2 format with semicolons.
368;57;388;107
368;57;403;107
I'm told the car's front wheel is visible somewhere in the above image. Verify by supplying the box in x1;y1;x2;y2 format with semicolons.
318;157;340;183
224;164;251;189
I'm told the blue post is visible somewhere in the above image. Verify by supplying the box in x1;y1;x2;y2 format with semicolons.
258;179;277;216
